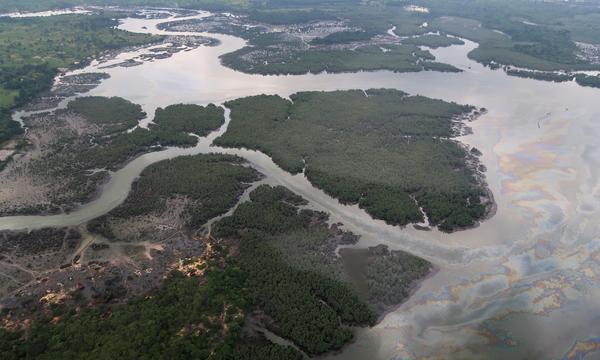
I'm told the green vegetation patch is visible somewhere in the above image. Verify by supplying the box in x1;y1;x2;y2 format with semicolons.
64;98;226;167
341;244;431;311
89;154;261;238
575;74;600;89
0;14;159;107
201;10;460;75
505;69;574;83
0;112;22;145
5;0;600;77
214;185;431;353
0;169;427;358
221;44;458;75
0;88;17;109
0;12;161;144
215;186;367;354
66;96;146;135
428;16;509;45
152;103;225;137
66;100;227;171
216;89;490;231
0;261;294;359
337;4;430;35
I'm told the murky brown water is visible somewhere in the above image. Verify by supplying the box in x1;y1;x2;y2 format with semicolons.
1;10;600;359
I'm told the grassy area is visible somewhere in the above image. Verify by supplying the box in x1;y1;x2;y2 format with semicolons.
53;96;199;172
67;97;223;155
241;0;600;72
428;16;508;45
237;0;600;73
72;101;226;171
0;88;17;109
468;44;585;71
68;0;600;76
424;15;577;71
216;89;490;232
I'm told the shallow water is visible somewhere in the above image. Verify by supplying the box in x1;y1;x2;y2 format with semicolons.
1;10;600;359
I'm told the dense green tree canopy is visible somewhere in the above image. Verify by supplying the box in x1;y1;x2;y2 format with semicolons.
216;89;489;231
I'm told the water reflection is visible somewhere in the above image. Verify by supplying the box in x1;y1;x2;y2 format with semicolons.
0;10;599;359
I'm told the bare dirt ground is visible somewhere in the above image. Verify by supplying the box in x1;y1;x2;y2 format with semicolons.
0;197;207;324
0;109;109;216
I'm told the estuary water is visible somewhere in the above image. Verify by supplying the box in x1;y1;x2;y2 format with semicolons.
2;10;600;359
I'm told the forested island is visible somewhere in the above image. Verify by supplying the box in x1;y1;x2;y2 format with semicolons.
494;68;600;89
216;89;493;232
505;69;575;83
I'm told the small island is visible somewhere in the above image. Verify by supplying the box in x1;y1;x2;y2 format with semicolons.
216;89;494;232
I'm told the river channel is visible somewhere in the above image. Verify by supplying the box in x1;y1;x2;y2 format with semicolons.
2;9;600;359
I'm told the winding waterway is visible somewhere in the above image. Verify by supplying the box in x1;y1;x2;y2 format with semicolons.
2;9;600;359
